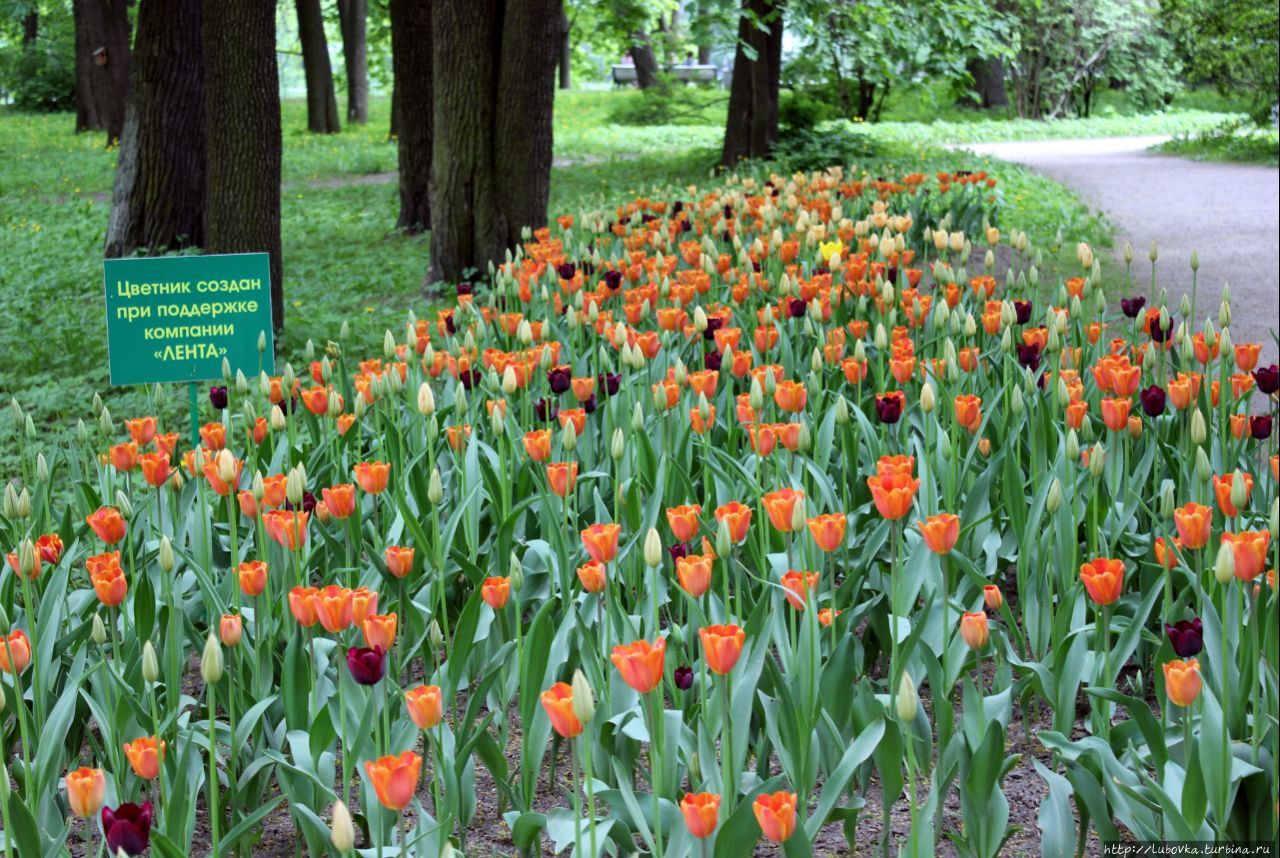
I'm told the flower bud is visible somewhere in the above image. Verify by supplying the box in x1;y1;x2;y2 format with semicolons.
571;669;596;724
644;528;662;567
1159;480;1175;520
158;535;175;573
1230;470;1248;513
1213;541;1235;584
428;468;444;505
35;453;48;484
201;632;224;684
1190;411;1207;445
142;641;160;684
428;619;444;648
16;539;36;580
114;489;133;520
895;670;918;722
270;404;287;431
509;552;524;592
1088;444;1106;479
330;801;355;852
1046;479;1062;514
92;613;108;645
920;384;935;414
611;427;626;462
1195;447;1210;483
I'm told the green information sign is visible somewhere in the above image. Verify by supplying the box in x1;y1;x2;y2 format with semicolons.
103;252;276;386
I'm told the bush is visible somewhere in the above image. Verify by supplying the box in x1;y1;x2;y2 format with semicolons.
1;42;76;112
604;86;725;127
778;87;845;132
770;124;879;173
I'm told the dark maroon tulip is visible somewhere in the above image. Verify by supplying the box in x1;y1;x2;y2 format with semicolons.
884;266;898;284
547;366;572;394
1166;619;1203;657
674;666;695;690
1015;342;1042;371
1139;385;1166;417
1254;364;1279;395
583;395;598;414
103;802;153;856
787;298;806;318
1150;315;1172;343
1120;296;1146;318
347;645;386;686
455;282;474;297
597;373;620;397
703;350;723;371
703;315;724;340
443;312;456;335
1251;415;1272;440
556;262;576;280
1013;300;1033;325
285;491;317;515
602;269;623;291
459;368;482;390
534;398;559;422
874;394;902;424
209;386;228;410
667;543;690;561
722;204;735;220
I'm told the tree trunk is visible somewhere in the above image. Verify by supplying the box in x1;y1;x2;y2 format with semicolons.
630;30;661;90
721;0;783;166
428;0;560;287
105;0;205;258
205;0;283;331
296;0;341;133
558;9;572;90
390;0;432;232
695;0;713;65
964;57;1008;109
22;11;38;46
74;0;131;144
338;0;368;124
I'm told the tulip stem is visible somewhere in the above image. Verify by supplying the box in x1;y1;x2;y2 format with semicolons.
581;733;598;858
570;738;583;858
208;681;221;858
721;672;734;813
649;691;664;858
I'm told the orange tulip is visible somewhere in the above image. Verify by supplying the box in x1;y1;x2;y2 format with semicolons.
384;545;416;579
200;422;226;450
349;587;379;625
289;586;319;626
577;559;607;593
405;685;444;730
1163;658;1202;707
523;429;552;461
681;793;721;839
959;612;989;649
363;612;398;650
611;637;666;694
983;584;1003;611
714;502;752;542
676;553;714;598
238;561;268;597
261;474;288;509
582;523;622;564
954;394;982;433
807;513;847;552
263;510;308;549
482;576;511;609
699;624;745;675
91;561;128;608
311;585;354;633
237;490;258;519
546;462;579;497
540;682;584;738
774;380;807;412
1221;531;1270;581
781;570;819;610
762;488;805;532
917;513;960;554
123;736;165;780
1173;503;1212;549
666;504;703;542
65;767;106;818
1212;472;1252;518
753;791;798;843
138;452;171;487
1235;343;1260;371
364;752;422;810
1080;557;1125;606
322;484;357;519
86;506;127;544
0;630;31;674
125;416;157;446
1100;397;1131;432
220;613;243;646
867;473;920;520
354;461;391;494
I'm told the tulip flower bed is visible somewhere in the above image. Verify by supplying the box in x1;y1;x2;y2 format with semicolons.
2;165;1278;858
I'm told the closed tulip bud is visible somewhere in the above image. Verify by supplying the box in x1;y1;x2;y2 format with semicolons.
1123;242;1133;264
1190;411;1207;445
1217;322;1232;354
1195;447;1210;482
874;323;887;351
1159;480;1175;519
14;488;30;519
1270;499;1278;539
270;404;287;431
938;430;952;461
920;384;935;414
77;419;89;444
1147;240;1157;263
428;619;444;648
35;452;48;484
571;669;596;724
833;396;849;425
1047;479;1062;514
114;489;133;520
1089;445;1106;479
896;671;918;722
156;535;175;573
1213;541;1235;584
1230;470;1248;513
142;641;160;683
749;377;764;412
797;421;812;454
16;539;35;580
201;633;223;684
286;469;304;507
427;469;443;505
644;528;662;567
631;402;644;432
99;406;114;436
330;801;355;852
561;419;578;453
92;613;108;645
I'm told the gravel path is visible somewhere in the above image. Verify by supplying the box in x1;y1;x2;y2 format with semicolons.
962;136;1279;364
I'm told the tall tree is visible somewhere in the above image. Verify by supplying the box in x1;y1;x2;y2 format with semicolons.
295;0;341;133
721;0;783;166
389;0;431;231
105;0;206;257
73;0;131;143
629;29;661;89
429;0;560;286
22;9;38;46
338;0;369;124
205;0;283;330
558;8;572;90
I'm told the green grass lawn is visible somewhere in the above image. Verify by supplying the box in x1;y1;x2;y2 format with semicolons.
1;89;1119;473
1154;120;1280;166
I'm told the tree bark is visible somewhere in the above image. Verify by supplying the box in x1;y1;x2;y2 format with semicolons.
964;57;1008;109
105;0;205;258
558;9;572;90
22;11;38;46
428;0;560;286
721;0;783;166
338;0;369;124
205;0;283;330
630;30;662;90
296;0;341;133
390;0;432;232
74;0;131;144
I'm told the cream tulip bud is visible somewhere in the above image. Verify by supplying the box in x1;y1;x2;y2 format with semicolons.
571;669;596;724
142;641;160;684
644;528;662;567
201;633;224;684
896;671;918;722
1213;541;1235;584
330;801;355;852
